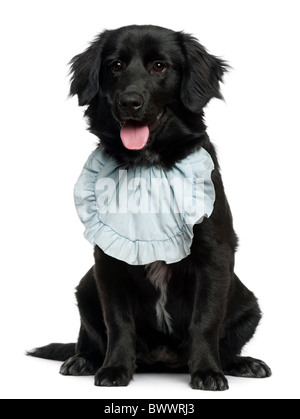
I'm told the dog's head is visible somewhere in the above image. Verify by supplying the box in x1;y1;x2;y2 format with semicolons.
69;25;227;164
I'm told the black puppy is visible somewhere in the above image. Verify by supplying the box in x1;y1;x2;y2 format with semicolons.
28;25;271;391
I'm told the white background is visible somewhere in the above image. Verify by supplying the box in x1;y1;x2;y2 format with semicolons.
0;0;299;400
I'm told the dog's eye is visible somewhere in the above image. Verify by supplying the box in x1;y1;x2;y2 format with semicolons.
153;62;166;72
111;61;123;72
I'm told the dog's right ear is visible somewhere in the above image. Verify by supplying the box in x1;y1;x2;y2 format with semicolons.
69;32;107;106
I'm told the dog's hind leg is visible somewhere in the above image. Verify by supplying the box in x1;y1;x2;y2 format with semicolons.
60;325;104;376
60;267;107;376
222;355;271;378
219;274;271;378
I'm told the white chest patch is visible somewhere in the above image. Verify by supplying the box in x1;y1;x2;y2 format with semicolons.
146;261;173;334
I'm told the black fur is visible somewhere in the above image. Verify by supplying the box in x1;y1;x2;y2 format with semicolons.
28;25;271;390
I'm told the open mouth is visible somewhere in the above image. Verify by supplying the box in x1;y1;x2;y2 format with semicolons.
120;112;163;150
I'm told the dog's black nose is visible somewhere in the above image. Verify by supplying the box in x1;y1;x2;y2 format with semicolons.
118;92;144;113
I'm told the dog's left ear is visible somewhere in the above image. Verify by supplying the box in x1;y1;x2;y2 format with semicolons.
69;32;107;106
180;33;228;113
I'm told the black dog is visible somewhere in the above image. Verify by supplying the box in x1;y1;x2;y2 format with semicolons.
28;25;271;391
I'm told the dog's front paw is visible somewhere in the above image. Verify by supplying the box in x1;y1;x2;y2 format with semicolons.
191;370;229;391
94;366;132;387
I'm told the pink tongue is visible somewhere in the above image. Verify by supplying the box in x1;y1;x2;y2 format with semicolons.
120;121;149;150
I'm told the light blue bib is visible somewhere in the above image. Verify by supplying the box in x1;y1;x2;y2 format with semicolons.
74;146;215;265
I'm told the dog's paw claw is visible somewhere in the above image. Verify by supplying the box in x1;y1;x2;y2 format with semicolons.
94;366;131;387
191;370;229;391
60;355;98;376
224;356;272;378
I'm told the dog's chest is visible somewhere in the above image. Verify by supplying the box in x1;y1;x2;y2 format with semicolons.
74;146;215;266
146;261;173;334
